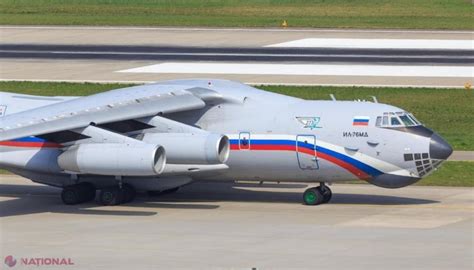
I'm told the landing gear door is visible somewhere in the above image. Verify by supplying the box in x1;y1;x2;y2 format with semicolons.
296;135;318;170
239;132;251;150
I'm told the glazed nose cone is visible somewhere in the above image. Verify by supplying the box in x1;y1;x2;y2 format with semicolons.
429;133;453;160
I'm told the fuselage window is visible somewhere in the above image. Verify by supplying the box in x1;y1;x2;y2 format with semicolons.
382;116;389;126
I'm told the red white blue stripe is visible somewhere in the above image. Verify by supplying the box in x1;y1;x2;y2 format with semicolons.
3;135;386;180
0;136;61;148
229;138;382;180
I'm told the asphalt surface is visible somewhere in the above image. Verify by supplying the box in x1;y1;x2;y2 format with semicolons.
0;26;472;87
449;151;474;161
2;26;472;47
0;175;472;270
1;44;472;65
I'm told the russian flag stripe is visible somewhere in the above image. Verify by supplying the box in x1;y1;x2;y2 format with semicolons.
353;116;369;126
229;138;382;180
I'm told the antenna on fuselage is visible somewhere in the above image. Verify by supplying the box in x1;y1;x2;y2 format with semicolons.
371;96;378;103
329;94;336;101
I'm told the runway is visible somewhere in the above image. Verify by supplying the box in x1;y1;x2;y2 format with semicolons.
2;26;471;47
1;44;472;64
0;175;472;269
0;26;472;87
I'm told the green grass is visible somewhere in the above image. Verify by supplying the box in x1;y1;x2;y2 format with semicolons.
343;161;473;187
1;81;473;150
0;0;472;30
415;161;473;187
0;81;134;96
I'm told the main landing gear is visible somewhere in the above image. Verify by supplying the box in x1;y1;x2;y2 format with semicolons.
303;183;332;206
98;183;136;206
61;183;96;205
61;183;137;206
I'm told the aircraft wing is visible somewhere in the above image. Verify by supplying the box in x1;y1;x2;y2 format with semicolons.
0;85;220;141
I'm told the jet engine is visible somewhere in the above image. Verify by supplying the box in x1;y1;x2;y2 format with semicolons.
142;133;230;164
58;143;166;176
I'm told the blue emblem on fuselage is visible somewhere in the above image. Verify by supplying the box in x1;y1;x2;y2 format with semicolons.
296;117;322;130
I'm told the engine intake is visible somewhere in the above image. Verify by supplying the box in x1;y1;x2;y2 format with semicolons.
142;133;230;164
58;143;166;176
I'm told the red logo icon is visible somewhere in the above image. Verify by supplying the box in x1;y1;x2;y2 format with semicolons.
4;255;17;267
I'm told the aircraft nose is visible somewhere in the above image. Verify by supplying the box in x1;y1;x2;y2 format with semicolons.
429;133;453;160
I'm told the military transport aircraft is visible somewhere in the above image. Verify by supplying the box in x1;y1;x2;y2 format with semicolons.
0;79;452;206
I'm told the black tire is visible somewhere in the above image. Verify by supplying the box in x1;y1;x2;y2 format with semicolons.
317;186;332;204
61;187;80;205
121;184;136;204
303;187;324;205
61;183;96;205
99;187;122;206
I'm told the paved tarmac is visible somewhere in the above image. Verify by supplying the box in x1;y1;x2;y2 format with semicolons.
0;174;472;270
0;26;472;87
1;26;472;47
2;59;471;87
449;151;474;161
1;44;471;65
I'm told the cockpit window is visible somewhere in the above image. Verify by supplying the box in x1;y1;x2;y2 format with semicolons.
408;114;421;125
399;115;415;126
376;116;382;126
375;112;422;127
391;116;401;126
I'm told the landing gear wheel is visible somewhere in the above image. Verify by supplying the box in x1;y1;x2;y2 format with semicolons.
99;187;122;206
147;187;180;196
61;183;96;205
317;185;332;204
303;187;324;205
99;184;136;205
120;184;136;204
61;187;80;205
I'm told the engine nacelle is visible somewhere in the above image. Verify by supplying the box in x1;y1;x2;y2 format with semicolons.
142;133;230;164
58;143;166;176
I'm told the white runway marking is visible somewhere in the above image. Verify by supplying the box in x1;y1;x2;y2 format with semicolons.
118;62;473;78
267;38;474;50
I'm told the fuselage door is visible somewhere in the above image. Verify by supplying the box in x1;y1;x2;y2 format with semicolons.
239;132;251;150
296;135;318;170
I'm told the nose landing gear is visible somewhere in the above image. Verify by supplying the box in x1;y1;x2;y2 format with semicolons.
303;183;332;205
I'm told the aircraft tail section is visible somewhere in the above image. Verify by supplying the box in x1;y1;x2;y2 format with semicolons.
0;91;78;116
